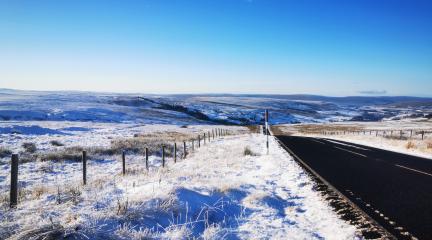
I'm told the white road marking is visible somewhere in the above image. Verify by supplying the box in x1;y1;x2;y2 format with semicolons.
334;146;367;158
394;164;432;177
324;139;370;151
311;139;325;145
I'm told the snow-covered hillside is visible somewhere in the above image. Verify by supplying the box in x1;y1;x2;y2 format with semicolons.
1;89;431;125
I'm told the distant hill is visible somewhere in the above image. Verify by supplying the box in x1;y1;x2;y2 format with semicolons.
0;89;431;125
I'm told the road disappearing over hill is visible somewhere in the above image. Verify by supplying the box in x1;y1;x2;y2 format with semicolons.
276;136;432;240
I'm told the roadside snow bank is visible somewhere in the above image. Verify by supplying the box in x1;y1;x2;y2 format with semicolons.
0;134;359;239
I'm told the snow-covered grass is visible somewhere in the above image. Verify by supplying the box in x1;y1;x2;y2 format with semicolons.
0;123;360;239
275;120;432;159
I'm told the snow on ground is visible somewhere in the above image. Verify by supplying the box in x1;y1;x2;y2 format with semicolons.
0;123;360;239
275;120;432;159
0;121;241;156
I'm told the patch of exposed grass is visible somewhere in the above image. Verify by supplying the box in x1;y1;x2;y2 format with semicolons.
406;141;416;149
289;124;364;134
271;125;292;136
427;142;432;149
246;125;260;133
15;130;210;163
32;185;49;199
39;152;82;162
50;140;64;146
0;147;12;158
22;142;37;153
383;135;408;140
243;146;257;156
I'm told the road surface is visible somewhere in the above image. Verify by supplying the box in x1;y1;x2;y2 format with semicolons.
276;136;432;240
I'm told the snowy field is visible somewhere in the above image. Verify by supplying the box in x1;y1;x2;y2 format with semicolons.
275;119;432;159
0;122;360;239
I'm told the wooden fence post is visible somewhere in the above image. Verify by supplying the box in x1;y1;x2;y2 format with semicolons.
162;146;165;168
410;130;413;139
204;133;206;144
82;151;87;185
192;139;194;151
198;135;201;147
10;154;18;208
208;131;211;142
145;148;149;171
183;141;187;158
174;142;177;163
400;130;403;140
422;131;425;140
122;151;126;175
376;131;378;137
212;129;215;140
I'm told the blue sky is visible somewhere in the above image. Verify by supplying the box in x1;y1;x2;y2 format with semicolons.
0;0;431;96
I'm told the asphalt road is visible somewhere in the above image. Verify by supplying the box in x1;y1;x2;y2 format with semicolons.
276;136;432;240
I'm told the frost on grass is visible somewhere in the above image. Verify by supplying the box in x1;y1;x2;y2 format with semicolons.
243;146;258;156
0;124;359;239
50;140;64;146
0;147;12;158
22;142;37;153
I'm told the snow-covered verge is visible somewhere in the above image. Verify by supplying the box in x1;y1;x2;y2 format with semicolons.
0;128;360;239
275;120;432;159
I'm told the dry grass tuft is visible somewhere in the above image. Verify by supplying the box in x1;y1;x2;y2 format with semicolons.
406;141;416;149
427;141;432;149
39;148;82;162
22;142;37;153
0;147;12;158
243;146;257;156
50;140;64;146
116;198;129;215
32;185;49;199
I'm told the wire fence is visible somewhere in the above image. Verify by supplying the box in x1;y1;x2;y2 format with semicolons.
6;128;235;208
320;129;431;140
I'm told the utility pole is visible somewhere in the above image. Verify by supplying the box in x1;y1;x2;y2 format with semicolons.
265;109;269;154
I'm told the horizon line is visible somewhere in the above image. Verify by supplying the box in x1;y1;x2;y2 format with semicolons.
1;88;432;99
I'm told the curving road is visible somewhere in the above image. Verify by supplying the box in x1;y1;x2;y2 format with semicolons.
276;136;432;240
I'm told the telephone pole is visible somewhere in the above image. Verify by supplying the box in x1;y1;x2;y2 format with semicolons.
265;109;269;154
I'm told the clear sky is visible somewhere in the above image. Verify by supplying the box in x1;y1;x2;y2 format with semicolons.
0;0;431;96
